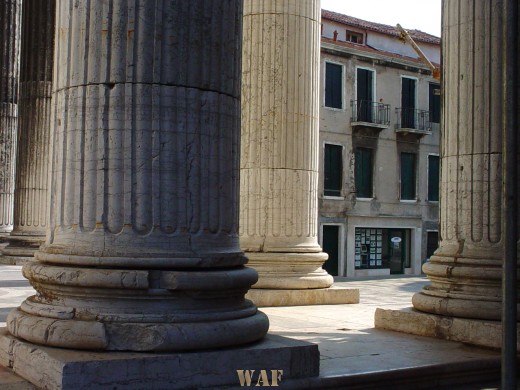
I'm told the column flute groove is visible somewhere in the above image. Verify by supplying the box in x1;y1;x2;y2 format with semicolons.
0;0;22;238
2;0;55;264
7;0;268;352
240;0;332;290
412;0;516;321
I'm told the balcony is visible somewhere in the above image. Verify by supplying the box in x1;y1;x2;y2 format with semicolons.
351;100;390;133
395;108;432;137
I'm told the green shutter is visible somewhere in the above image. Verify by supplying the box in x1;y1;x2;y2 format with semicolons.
357;69;373;122
325;63;342;109
355;148;373;198
428;155;439;201
401;78;416;128
325;144;343;196
429;83;441;124
400;153;416;200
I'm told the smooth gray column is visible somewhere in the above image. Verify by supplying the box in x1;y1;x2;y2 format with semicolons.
8;0;268;352
0;0;22;237
2;0;55;262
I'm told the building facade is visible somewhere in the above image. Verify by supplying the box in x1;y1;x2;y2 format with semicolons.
318;10;441;277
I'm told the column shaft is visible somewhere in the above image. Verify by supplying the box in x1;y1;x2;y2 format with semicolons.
2;0;55;262
8;0;268;352
412;0;519;320
0;0;22;235
240;0;332;289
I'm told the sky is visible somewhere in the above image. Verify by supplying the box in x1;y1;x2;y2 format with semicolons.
321;0;442;37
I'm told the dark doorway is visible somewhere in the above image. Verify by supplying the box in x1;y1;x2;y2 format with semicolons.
426;231;439;260
322;225;340;276
401;77;416;128
389;229;405;274
357;68;373;122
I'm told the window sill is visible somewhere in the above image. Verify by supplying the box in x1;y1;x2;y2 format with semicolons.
323;106;345;112
427;200;439;204
400;199;418;203
356;197;374;202
323;196;344;200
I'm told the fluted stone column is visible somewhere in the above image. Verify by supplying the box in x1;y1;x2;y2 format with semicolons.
240;0;333;292
375;0;520;349
2;0;55;263
412;0;516;321
7;0;268;352
0;0;22;238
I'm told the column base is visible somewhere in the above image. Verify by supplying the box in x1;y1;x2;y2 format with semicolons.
246;252;334;289
0;329;319;389
246;286;359;307
0;234;43;265
374;307;520;351
0;232;10;245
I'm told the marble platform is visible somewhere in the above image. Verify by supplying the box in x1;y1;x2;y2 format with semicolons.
375;307;520;351
246;286;359;307
0;330;319;389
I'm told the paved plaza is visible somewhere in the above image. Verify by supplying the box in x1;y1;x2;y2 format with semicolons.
0;266;503;389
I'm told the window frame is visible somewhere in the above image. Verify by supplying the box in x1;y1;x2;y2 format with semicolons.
427;153;440;202
429;83;441;124
346;29;364;44
355;147;374;199
400;152;417;201
324;61;344;110
323;142;344;198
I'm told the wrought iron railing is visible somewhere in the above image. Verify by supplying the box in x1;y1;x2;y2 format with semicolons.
395;108;431;132
351;100;390;126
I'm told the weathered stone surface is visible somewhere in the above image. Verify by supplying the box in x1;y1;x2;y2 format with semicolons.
0;0;22;235
8;0;269;352
0;329;319;389
2;0;55;264
247;286;359;307
375;307;520;351
240;0;333;291
412;0;520;321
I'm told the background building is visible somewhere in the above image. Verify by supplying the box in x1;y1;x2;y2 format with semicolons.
318;10;441;277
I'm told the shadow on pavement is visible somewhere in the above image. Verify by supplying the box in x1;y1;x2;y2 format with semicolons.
0;280;30;288
398;281;429;292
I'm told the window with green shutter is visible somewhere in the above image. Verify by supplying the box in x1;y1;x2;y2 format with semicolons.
324;144;343;196
429;83;441;124
325;62;342;109
400;152;416;200
428;155;439;201
355;148;373;198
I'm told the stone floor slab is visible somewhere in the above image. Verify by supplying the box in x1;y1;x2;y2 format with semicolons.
246;286;359;307
374;307;520;351
0;330;319;390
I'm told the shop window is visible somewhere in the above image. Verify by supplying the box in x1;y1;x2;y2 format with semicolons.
324;144;343;196
355;228;410;272
325;62;342;109
428;155;439;201
355;147;373;198
400;152;416;200
355;228;385;269
429;83;441;124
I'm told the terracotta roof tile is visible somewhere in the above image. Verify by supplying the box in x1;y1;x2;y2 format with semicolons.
321;36;440;69
321;9;440;45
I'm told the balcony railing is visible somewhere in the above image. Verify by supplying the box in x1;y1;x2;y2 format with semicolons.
351;100;390;127
395;108;431;134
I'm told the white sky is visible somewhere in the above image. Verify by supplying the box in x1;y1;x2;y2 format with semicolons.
321;0;442;37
